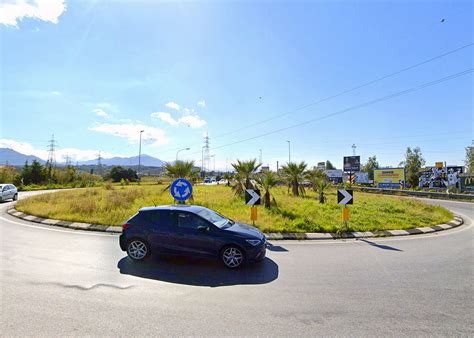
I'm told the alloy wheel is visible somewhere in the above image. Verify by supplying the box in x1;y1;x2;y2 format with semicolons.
127;240;148;260
222;247;243;268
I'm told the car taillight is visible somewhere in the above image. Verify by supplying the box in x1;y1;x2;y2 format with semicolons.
122;223;131;230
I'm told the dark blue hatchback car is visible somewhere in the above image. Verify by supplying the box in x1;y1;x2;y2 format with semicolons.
119;205;266;269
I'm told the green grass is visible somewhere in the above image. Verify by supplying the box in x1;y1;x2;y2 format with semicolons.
15;185;452;233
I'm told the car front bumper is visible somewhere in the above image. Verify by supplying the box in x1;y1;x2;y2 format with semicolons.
246;243;266;262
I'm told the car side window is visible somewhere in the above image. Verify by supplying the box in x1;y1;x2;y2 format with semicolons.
177;212;209;230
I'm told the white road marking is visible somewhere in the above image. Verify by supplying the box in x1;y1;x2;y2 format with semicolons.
0;215;117;237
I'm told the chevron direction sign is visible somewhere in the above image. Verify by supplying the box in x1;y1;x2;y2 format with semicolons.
337;189;353;205
245;189;261;206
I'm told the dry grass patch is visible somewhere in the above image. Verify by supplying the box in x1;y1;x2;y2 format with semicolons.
16;185;452;233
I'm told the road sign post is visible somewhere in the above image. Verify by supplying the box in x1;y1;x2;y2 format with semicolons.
245;189;261;225
170;178;193;204
250;206;257;225
338;189;353;229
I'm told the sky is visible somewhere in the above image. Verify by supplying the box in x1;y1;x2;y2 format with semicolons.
0;0;472;171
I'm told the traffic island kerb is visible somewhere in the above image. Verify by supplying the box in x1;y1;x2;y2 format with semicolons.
6;208;464;240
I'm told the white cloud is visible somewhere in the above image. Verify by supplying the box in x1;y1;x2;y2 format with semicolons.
0;138;124;162
197;100;206;108
0;0;67;28
165;101;180;111
96;102;118;113
0;138;48;160
178;115;207;128
89;123;169;147
93;108;110;118
150;112;178;126
182;107;195;114
150;111;207;129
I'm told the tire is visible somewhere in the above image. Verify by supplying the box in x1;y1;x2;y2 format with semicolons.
126;239;150;262
13;193;18;201
220;245;245;269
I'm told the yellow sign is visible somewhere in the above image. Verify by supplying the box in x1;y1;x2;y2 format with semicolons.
435;162;444;169
342;207;349;221
374;168;406;188
250;206;257;221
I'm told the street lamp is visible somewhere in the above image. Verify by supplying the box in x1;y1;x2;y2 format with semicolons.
286;140;291;163
210;154;215;171
138;130;144;180
176;147;190;161
259;149;262;164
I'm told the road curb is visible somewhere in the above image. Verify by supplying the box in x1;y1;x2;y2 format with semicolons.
6;208;464;240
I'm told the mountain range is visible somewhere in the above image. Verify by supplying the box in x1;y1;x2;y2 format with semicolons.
0;148;46;165
0;148;165;167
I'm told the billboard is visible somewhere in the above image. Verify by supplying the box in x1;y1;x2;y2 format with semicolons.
460;175;474;192
343;156;360;172
419;166;463;189
374;168;406;189
325;169;343;184
317;162;326;170
355;172;369;184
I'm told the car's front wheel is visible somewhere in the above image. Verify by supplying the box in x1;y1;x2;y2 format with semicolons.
221;246;244;269
126;239;150;261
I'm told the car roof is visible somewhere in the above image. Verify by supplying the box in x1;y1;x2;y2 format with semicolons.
138;205;209;213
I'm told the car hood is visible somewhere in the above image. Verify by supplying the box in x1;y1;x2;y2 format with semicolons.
224;222;265;240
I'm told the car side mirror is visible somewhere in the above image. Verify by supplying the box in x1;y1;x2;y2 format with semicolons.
197;225;209;233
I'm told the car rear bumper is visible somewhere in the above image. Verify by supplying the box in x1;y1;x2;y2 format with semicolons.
119;234;126;251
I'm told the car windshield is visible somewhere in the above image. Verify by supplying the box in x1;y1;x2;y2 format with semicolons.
196;209;234;229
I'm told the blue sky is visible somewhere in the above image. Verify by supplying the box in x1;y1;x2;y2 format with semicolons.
1;0;472;170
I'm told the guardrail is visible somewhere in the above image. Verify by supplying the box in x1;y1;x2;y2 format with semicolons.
353;186;474;201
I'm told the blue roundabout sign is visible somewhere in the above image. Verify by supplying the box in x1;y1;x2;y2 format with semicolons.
170;178;193;202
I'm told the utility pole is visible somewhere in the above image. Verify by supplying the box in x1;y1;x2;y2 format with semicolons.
286;140;291;163
97;151;102;175
201;146;206;178
138;130;144;180
203;132;210;173
46;134;57;167
277;160;279;173
352;144;357;156
259;149;262;164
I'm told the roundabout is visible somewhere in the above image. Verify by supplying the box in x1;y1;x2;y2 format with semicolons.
0;190;472;336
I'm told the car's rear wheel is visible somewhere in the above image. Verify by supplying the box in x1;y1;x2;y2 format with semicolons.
13;193;18;201
221;246;244;269
126;239;150;261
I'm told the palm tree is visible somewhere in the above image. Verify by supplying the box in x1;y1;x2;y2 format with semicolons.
282;161;307;196
231;159;261;196
256;171;279;208
162;160;196;194
305;168;330;203
223;172;234;187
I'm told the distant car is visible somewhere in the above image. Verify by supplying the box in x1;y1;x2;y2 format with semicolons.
210;177;216;183
218;179;227;185
0;184;18;202
204;177;211;183
119;205;266;269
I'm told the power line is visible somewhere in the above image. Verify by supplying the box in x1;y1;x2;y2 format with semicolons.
199;69;472;154
210;42;474;140
156;42;473;157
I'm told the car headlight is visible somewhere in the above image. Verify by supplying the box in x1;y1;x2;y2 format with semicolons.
246;239;261;246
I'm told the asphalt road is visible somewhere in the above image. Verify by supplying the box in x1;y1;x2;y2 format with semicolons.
1;192;473;336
